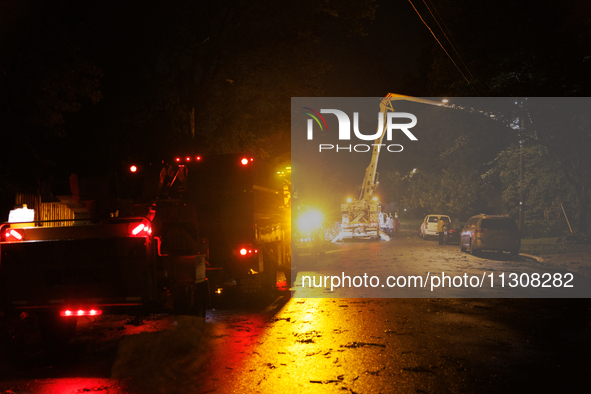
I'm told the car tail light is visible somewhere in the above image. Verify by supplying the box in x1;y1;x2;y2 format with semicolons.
129;220;152;237
60;309;103;317
3;228;24;242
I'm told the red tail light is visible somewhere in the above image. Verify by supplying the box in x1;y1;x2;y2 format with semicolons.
241;158;249;165
238;246;257;257
129;220;152;237
61;309;103;317
3;228;24;242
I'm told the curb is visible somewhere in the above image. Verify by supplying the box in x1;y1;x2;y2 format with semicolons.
519;253;544;263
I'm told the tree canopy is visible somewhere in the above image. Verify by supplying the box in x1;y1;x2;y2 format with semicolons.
0;0;378;193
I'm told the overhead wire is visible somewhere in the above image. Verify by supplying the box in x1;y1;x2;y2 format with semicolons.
406;0;479;95
422;0;475;80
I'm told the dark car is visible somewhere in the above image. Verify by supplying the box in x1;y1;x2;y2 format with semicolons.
460;214;521;258
443;221;465;244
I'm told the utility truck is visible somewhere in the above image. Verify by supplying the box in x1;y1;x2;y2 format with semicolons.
0;153;289;343
332;94;444;242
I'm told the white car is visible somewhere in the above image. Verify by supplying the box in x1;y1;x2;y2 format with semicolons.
419;214;451;239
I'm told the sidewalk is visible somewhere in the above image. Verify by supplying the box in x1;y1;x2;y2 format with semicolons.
520;238;591;279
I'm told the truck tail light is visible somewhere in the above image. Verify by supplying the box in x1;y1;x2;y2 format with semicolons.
238;246;257;257
129;220;152;237
60;309;103;317
3;228;24;242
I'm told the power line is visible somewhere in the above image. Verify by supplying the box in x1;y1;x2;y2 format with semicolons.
422;0;475;80
406;0;479;95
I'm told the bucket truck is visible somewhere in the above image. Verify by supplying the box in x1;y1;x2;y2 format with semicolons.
332;94;444;242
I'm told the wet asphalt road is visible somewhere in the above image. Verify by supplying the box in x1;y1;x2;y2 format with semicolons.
0;231;589;393
195;233;590;393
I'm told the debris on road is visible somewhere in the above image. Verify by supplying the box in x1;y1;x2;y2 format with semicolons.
341;342;386;348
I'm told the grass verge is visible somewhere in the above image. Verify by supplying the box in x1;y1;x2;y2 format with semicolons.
520;238;591;256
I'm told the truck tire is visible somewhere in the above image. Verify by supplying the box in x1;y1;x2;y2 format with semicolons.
262;244;279;300
469;240;479;256
171;285;193;315
172;283;208;318
284;269;292;291
38;313;77;345
192;281;209;318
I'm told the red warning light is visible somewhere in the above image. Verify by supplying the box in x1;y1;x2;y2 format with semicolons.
60;309;103;317
196;156;201;161
241;158;248;165
129;221;151;237
240;248;247;256
250;158;254;161
186;157;191;161
4;229;24;242
175;157;181;162
130;165;137;173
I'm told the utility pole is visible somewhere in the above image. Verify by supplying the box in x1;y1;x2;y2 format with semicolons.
518;101;525;233
519;138;524;232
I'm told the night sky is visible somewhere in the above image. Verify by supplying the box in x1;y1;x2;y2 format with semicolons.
1;0;589;212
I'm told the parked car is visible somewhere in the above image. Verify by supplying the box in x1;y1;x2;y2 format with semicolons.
460;214;521;257
443;221;465;244
419;214;451;239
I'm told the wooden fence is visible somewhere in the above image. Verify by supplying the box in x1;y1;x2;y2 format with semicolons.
15;193;74;226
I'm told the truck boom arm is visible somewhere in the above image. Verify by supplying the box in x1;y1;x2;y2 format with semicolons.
358;94;445;202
